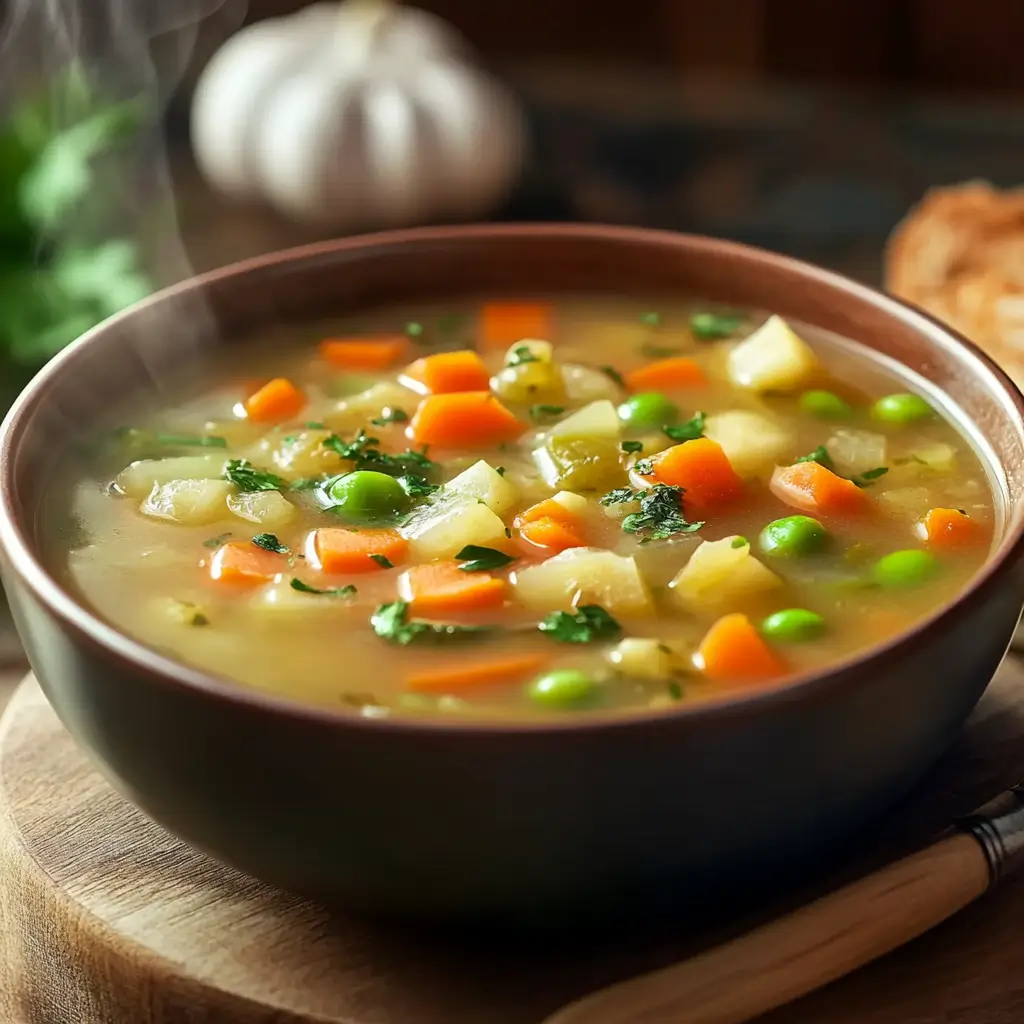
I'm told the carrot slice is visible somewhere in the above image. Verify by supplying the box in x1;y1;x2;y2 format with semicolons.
208;541;284;586
626;356;706;391
770;461;871;517
918;507;987;550
398;561;506;616
518;516;586;554
409;392;524;448
479;302;552;350
320;337;406;370
402;350;491;394
406;653;549;693
696;613;784;683
244;377;305;423
640;438;743;509
513;497;578;528
312;528;408;574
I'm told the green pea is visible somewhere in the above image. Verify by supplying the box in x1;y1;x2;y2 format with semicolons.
872;549;938;588
759;515;828;557
799;389;852;420
326;470;409;523
528;669;597;708
761;608;826;643
618;392;678;430
870;393;933;424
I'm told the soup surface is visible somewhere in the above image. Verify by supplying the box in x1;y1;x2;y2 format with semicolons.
58;298;995;719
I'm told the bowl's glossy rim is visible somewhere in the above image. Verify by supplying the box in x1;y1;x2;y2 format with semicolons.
3;222;1024;736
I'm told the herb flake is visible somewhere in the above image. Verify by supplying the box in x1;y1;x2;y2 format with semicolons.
369;554;394;569
663;411;706;443
621;440;644;454
370;601;492;645
202;532;232;549
538;605;622;644
600;487;636;506
621;484;704;540
370;407;409;427
601;365;626;388
251;533;288;554
793;445;834;470
290;578;356;598
690;312;743;340
224;459;289;493
322;429;437;478
455;545;516;572
507;344;539;366
851;466;889;487
530;404;565;423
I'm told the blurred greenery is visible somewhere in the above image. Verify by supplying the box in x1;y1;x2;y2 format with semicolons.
0;64;152;407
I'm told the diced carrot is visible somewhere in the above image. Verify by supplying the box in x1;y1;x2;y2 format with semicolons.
519;516;586;554
513;497;577;528
402;350;491;394
406;653;549;693
696;613;784;683
312;528;408;574
626;356;706;391
640;438;743;510
399;561;506;617
479;301;552;350
208;541;284;586
770;462;871;517
244;377;305;423
319;337;406;370
409;392;524;448
918;507;987;550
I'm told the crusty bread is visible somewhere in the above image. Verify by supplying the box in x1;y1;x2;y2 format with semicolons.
885;181;1024;387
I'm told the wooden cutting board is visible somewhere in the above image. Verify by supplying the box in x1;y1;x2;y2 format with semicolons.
4;665;1024;1024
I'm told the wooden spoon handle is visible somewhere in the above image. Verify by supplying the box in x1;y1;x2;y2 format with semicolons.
544;833;989;1024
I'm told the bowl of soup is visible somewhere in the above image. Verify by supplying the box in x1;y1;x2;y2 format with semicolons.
2;224;1024;923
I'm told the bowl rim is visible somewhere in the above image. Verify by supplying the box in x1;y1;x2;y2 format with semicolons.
3;221;1024;736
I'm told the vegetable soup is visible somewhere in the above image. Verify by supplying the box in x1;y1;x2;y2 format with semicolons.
57;299;996;719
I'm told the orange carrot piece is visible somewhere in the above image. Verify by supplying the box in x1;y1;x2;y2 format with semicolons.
208;541;284;586
770;462;871;517
399;561;506;616
406;653;549;693
313;528;408;574
696;613;784;683
319;337;406;371
244;377;305;423
640;438;743;509
402;350;491;394
519;516;586;554
513;497;578;528
479;301;552;350
918;507;987;550
409;392;524;448
626;356;706;391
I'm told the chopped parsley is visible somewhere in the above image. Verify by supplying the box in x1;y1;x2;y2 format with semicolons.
538;605;622;644
322;429;437;477
640;311;661;326
202;532;232;549
397;473;439;498
370;601;492;645
507;344;540;366
663;411;706;443
455;545;516;572
306;421;326;429
504;526;512;538
495;466;507;476
601;364;626;388
634;458;654;476
289;578;356;598
251;533;288;554
792;447;888;488
793;445;834;470
622;484;704;540
851;466;889;487
667;680;683;701
224;459;289;493
530;404;565;423
600;487;636;506
370;407;409;427
369;554;394;569
621;440;644;454
690;312;743;340
731;536;748;548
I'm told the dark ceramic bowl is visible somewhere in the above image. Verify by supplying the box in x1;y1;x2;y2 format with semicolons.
3;225;1024;925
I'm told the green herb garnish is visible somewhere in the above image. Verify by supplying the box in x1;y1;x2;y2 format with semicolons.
731;536;748;548
224;459;289;493
507;344;540;366
530;404;565;422
370;601;492;645
601;365;626;388
667;680;683;701
370;407;409;427
306;421;326;429
397;473;439;498
202;532;232;549
322;429;437;477
455;545;516;572
793;445;834;470
251;533;288;554
369;554;394;569
600;487;636;506
663;411;706;443
495;466;507;476
622;484;704;540
851;466;889;487
634;458;654;476
289;578;356;598
690;312;743;340
621;440;644;454
538;605;622;644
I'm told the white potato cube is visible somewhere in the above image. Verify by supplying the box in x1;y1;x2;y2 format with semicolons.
445;460;520;516
549;491;590;517
561;363;623;404
669;536;781;614
727;315;819;393
512;547;654;617
606;638;673;680
140;479;234;526
227;490;297;530
547;399;621;442
399;496;508;561
116;454;228;498
703;410;795;478
826;429;888;477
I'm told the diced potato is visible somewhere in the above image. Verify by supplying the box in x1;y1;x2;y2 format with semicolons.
606;637;673;680
445;460;520;516
669;536;781;614
703;410;795;478
727;315;819;393
116;454;228;498
547;400;621;442
533;438;627;492
512;547;654;617
140;479;234;526
826;429;888;477
491;340;565;404
255;429;347;481
877;486;933;520
399;495;508;560
561;363;623;404
549;490;590;516
325;382;419;432
227;490;297;530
